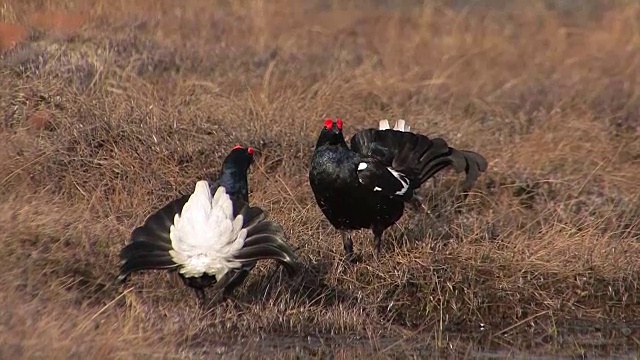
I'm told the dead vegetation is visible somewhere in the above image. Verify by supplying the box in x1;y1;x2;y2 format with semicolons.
1;0;639;358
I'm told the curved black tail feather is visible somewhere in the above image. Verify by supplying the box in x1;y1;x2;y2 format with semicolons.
350;126;488;191
116;194;190;284
235;203;301;277
234;244;300;277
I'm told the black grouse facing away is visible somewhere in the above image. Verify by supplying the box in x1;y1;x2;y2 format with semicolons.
116;145;301;304
309;118;488;260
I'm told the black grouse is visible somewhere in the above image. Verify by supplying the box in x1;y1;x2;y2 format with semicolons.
116;145;300;303
309;118;488;260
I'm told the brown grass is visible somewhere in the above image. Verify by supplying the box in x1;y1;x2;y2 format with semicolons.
1;0;640;358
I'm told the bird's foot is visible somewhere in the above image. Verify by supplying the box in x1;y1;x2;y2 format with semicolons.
196;297;209;310
343;251;362;264
204;290;229;309
373;249;389;264
372;234;384;261
193;288;208;309
373;248;382;262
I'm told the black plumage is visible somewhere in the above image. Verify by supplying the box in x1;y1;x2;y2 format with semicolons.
116;145;301;303
309;118;488;259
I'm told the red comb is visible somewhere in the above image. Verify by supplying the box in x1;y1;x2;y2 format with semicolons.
336;118;343;130
323;118;333;129
232;144;243;150
247;147;255;155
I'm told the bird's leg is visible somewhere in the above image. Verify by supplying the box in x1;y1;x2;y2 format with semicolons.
341;231;354;255
341;231;359;263
193;288;207;307
207;270;247;307
180;275;207;306
372;226;385;259
222;268;252;298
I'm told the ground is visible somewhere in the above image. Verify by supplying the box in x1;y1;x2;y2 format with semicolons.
1;0;639;358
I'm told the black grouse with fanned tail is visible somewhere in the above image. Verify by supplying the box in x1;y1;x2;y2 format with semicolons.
309;118;488;260
116;145;300;303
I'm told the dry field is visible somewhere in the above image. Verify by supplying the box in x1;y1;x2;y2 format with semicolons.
1;0;640;358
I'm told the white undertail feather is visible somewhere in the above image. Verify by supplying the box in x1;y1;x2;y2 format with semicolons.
168;181;246;278
393;119;410;132
379;119;410;132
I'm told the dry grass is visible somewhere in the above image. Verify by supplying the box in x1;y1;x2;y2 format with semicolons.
1;0;640;358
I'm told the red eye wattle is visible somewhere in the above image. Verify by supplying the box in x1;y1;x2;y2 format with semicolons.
232;144;243;150
336;118;343;130
323;118;333;129
247;147;255;155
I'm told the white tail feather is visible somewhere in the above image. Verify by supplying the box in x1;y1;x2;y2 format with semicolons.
394;119;411;132
169;181;246;278
380;119;411;132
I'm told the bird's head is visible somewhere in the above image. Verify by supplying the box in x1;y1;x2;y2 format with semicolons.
315;118;345;147
223;144;255;172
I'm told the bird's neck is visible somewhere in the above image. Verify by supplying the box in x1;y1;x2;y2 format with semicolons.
218;166;249;201
316;138;348;150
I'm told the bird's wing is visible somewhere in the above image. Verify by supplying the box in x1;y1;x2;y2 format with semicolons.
355;157;412;198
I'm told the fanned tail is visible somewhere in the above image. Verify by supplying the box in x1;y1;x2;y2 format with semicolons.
231;204;301;277
117;182;301;294
116;194;190;283
350;120;488;191
234;244;299;276
405;139;488;191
